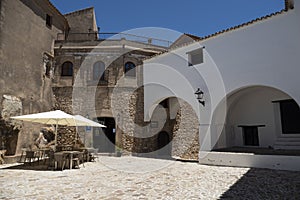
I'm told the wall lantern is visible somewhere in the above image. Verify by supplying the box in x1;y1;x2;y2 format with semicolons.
195;88;205;107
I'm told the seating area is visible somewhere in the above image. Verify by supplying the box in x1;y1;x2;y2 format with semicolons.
15;145;99;171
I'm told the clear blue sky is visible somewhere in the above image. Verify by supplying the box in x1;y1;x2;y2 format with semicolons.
51;0;284;40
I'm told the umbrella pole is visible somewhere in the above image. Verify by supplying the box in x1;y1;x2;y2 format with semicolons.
55;121;58;151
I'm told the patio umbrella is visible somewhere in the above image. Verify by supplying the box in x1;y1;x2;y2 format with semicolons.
73;115;106;128
73;115;106;146
10;110;87;149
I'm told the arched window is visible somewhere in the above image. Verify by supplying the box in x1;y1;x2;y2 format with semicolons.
61;61;73;76
124;62;136;77
93;61;105;81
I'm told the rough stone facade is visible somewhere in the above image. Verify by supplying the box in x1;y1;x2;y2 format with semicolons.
0;0;68;155
172;100;199;160
0;2;200;161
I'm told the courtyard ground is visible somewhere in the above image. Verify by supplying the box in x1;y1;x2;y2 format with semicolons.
0;156;299;199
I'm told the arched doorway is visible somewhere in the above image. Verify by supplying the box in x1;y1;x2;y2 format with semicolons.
93;117;116;153
157;131;171;156
213;86;300;151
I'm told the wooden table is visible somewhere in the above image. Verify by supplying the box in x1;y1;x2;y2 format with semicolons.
61;151;80;169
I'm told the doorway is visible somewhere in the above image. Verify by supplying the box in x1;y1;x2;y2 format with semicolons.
157;131;171;156
242;126;259;146
93;117;116;153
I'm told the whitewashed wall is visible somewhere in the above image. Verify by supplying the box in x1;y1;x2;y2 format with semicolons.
144;2;300;151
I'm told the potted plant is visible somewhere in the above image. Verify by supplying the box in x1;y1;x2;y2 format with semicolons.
116;146;122;157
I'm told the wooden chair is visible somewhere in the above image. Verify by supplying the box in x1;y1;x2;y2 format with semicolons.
24;150;35;165
47;150;55;170
19;148;27;163
72;152;84;169
90;148;99;162
54;153;67;170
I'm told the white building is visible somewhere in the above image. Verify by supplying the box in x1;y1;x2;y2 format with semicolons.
143;0;300;170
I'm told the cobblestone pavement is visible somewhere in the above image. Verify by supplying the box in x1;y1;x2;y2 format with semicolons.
0;156;299;200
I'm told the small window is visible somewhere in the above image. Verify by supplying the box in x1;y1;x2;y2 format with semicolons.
45;62;51;77
124;62;136;77
93;61;106;81
187;48;204;66
46;14;52;28
242;126;259;146
279;99;300;134
61;61;73;76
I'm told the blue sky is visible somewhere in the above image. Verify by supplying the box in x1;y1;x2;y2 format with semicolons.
51;0;284;41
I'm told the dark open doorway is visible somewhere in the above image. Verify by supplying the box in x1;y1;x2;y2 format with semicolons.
157;131;171;156
239;126;260;146
93;117;116;153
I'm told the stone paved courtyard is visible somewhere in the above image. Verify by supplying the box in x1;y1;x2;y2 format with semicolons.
0;156;299;199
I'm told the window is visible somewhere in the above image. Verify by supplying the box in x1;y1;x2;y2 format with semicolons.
93;61;106;81
242;126;259;146
124;62;136;77
45;62;51;77
46;14;52;28
61;61;73;76
187;48;204;66
279;99;300;134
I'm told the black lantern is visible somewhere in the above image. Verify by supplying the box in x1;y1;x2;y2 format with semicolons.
195;88;205;106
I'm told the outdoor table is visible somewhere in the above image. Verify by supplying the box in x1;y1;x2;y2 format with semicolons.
62;151;80;169
53;152;66;170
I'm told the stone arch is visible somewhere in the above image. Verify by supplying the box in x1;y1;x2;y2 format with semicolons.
149;97;200;160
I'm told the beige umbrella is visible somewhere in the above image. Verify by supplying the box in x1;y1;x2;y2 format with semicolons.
11;110;88;149
73;115;106;128
73;115;106;146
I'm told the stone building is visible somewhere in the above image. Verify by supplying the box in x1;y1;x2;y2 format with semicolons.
1;1;199;160
0;0;68;155
51;8;194;158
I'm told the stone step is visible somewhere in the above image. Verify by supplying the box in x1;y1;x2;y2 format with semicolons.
273;145;300;150
273;136;300;150
276;137;300;142
274;141;300;145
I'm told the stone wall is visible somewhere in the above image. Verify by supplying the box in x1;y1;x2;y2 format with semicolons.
172;100;199;160
64;7;98;41
0;0;66;155
52;87;81;147
51;38;200;160
53;70;199;160
0;95;22;155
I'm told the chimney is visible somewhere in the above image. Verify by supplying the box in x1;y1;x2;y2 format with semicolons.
285;0;294;11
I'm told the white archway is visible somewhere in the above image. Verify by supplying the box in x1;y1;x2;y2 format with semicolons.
212;85;300;150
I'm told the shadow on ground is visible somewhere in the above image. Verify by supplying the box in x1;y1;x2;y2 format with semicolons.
219;168;300;199
0;160;57;171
